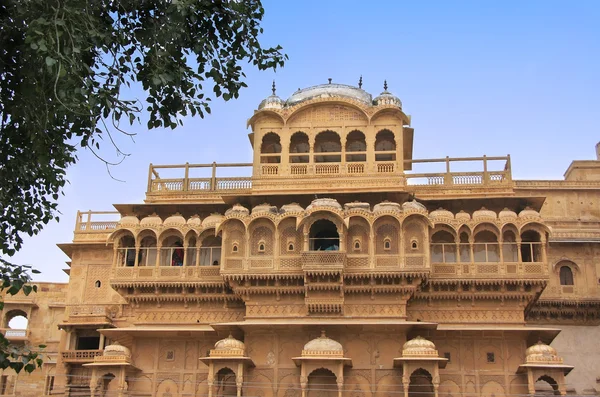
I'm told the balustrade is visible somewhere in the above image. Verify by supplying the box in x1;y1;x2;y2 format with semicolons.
61;350;103;363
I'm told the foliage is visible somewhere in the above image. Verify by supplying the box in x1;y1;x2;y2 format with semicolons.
0;0;286;372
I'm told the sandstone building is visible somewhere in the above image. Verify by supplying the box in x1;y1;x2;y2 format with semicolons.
1;81;600;397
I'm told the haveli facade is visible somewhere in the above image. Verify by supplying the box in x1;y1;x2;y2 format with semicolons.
2;81;600;397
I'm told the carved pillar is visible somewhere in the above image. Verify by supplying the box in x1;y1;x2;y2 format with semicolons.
433;366;440;397
236;375;243;397
337;362;344;397
369;225;375;269
304;231;309;252
155;243;162;267
207;365;215;397
402;362;410;397
526;368;535;396
195;238;201;267
300;366;307;397
134;244;140;267
182;241;189;268
517;235;523;263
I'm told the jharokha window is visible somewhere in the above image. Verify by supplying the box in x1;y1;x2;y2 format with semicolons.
345;130;367;162
560;265;574;286
314;131;341;163
260;132;282;164
289;132;309;164
375;129;396;161
309;220;339;251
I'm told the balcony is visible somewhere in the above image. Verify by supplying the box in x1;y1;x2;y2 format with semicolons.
0;328;29;342
145;155;513;201
301;252;346;274
61;349;103;364
110;265;222;286
73;211;119;242
61;305;113;327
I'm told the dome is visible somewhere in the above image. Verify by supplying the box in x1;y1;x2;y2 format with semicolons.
225;204;250;217
302;331;343;357
519;207;541;220
164;213;186;227
202;213;224;228
402;200;427;212
252;203;278;215
455;210;471;222
258;94;285;110
211;334;246;357
525;341;563;364
473;207;497;221
306;198;342;211
499;208;518;221
103;341;131;358
140;214;162;227
373;81;402;108
373;201;402;213
402;336;438;357
430;208;454;221
344;202;371;211
118;215;139;227
280;203;304;213
286;83;372;107
187;215;202;227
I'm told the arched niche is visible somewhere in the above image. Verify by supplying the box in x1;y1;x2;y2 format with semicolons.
261;132;282;164
375;129;396;161
307;368;337;397
314;130;342;163
345;130;367;162
289;131;310;164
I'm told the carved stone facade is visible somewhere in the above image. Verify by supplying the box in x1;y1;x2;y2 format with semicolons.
2;81;600;396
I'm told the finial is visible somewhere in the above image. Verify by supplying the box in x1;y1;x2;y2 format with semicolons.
328;78;332;84
320;330;327;338
383;80;388;91
271;80;276;96
358;75;363;89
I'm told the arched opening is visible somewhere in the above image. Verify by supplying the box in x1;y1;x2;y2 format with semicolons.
260;132;282;164
375;129;396;161
160;235;184;266
345;130;366;162
314;131;341;163
502;230;518;262
521;230;542;262
95;373;117;397
534;375;561;396
474;229;499;262
309;220;340;251
215;367;237;397
201;235;222;267
5;310;28;330
559;265;574;286
408;368;434;397
138;234;157;266
289;131;309;164
307;368;337;397
431;230;457;263
117;234;135;267
374;217;400;255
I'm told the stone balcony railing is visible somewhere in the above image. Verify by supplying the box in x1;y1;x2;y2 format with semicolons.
62;305;113;326
61;349;103;363
301;252;346;273
110;266;222;286
0;328;29;341
73;210;119;241
431;261;548;278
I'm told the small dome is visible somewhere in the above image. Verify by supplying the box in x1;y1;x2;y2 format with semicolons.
306;198;342;211
455;210;471;222
344;202;371;211
519;207;541;219
225;204;250;217
202;213;224;228
373;83;402;108
499;208;518;221
402;200;427;212
140;214;162;227
280;203;304;213
252;203;278;215
214;334;245;352
473;207;497;221
187;215;202;227
286;83;372;107
164;213;186;227
430;208;454;221
525;341;563;364
258;94;285;110
118;215;139;227
373;201;402;213
402;336;438;357
103;341;131;358
303;331;343;355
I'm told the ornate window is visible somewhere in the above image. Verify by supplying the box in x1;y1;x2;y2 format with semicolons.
384;238;392;250
431;230;456;263
289;131;309;164
473;230;500;262
309;219;339;251
375;129;396;161
559;266;574;286
260;132;282;164
521;230;542;262
287;242;295;252
486;352;495;363
411;239;418;250
314;130;342;163
201;235;222;266
353;240;361;251
94;280;101;288
258;241;266;253
232;243;239;253
345;130;366;162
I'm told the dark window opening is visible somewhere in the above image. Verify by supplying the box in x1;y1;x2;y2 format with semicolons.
444;352;451;362
487;352;495;363
314;131;342;163
289;132;310;164
166;350;175;361
94;280;101;288
309;220;340;251
288;243;294;251
560;266;574;286
77;336;100;350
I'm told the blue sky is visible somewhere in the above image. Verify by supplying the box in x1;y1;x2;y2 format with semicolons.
11;0;599;282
